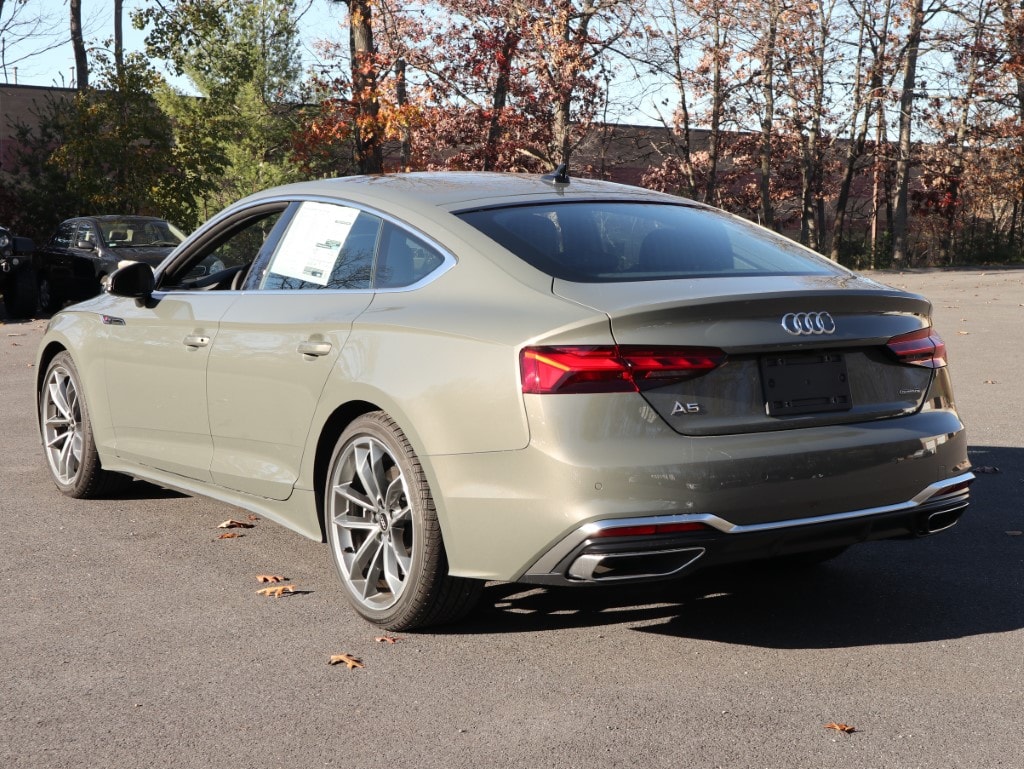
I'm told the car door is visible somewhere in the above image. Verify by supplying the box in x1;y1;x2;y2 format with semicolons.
102;209;283;481
37;220;78;301
206;200;381;500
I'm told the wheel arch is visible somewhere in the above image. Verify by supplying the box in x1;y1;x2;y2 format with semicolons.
35;341;69;430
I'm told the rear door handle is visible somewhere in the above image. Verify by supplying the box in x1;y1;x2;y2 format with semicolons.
297;340;332;357
184;334;211;348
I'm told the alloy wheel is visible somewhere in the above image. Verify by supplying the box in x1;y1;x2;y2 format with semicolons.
41;364;83;485
327;435;414;611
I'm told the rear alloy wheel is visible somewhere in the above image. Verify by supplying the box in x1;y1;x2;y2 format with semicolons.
40;351;126;498
4;268;38;318
325;412;481;630
37;274;63;314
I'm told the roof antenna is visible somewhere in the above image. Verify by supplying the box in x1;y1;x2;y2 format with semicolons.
542;163;570;186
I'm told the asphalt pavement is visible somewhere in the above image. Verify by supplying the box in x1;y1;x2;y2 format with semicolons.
1;268;1021;769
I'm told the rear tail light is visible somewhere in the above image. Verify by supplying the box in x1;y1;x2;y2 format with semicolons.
521;345;727;394
886;328;947;368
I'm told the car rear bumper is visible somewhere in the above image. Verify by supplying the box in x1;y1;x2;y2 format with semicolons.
519;472;973;585
428;391;970;582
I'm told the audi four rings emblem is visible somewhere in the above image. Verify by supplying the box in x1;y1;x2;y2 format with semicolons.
781;311;836;335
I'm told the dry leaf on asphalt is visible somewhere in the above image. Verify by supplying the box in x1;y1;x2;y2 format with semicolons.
217;532;241;539
256;575;287;583
218;519;255;529
983;380;999;384
328;654;364;669
247;514;260;521
256;585;296;598
374;636;401;644
973;466;1000;474
824;722;857;734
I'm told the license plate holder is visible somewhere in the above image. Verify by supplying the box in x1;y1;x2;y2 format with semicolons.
760;352;852;416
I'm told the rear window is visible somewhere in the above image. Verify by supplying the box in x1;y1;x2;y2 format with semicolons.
457;202;844;282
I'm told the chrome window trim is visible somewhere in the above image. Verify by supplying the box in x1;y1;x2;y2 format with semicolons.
525;471;975;577
157;194;457;295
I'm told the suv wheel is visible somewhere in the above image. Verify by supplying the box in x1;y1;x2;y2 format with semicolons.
38;273;63;314
4;267;38;318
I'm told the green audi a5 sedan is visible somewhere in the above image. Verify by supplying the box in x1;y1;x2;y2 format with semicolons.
36;172;973;629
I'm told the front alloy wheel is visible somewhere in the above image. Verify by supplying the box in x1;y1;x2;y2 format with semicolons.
40;351;125;498
325;412;481;630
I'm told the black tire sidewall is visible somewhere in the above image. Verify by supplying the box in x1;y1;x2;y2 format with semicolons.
41;351;102;497
325;412;439;627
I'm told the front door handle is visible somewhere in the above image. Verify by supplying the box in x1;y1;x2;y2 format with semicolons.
184;334;211;348
297;340;332;357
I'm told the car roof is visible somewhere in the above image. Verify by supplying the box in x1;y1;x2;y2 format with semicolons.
239;172;688;214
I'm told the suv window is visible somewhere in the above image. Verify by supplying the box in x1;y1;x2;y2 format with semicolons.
457;202;845;282
260;202;381;291
50;222;77;249
74;223;97;247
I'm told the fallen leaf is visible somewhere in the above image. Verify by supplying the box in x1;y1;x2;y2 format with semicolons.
328;654;364;669
247;514;260;521
983;380;998;384
256;585;296;598
218;519;255;529
973;466;1000;474
6;333;25;337
824;722;857;734
256;575;287;583
375;635;401;644
217;532;241;539
956;331;969;335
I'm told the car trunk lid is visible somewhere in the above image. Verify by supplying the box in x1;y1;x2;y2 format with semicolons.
552;274;937;435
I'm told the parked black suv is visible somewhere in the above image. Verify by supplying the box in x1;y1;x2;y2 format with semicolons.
0;224;37;319
34;215;186;312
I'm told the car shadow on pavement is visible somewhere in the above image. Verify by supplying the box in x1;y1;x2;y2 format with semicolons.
459;445;1022;648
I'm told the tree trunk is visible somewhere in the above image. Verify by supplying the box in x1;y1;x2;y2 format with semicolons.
70;0;88;91
891;0;926;264
484;32;519;172
114;0;124;79
757;1;779;229
395;58;412;170
705;4;726;205
346;0;383;174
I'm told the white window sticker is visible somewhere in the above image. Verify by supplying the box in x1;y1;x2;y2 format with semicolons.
270;202;360;286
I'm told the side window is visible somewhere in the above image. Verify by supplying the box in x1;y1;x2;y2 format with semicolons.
205;213;283;271
50;222;76;249
260;202;381;291
374;223;446;289
162;209;286;289
74;223;97;247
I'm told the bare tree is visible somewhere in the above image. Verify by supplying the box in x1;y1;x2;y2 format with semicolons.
70;0;88;90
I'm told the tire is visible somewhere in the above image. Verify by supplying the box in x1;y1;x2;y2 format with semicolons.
325;412;482;630
39;351;128;498
37;273;63;314
4;268;38;318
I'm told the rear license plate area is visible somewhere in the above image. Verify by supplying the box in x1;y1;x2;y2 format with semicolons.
760;352;852;416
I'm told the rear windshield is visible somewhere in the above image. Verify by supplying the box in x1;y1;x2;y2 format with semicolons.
457;202;844;282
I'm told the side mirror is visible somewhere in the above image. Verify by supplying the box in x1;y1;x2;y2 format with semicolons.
75;240;96;250
108;261;154;299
